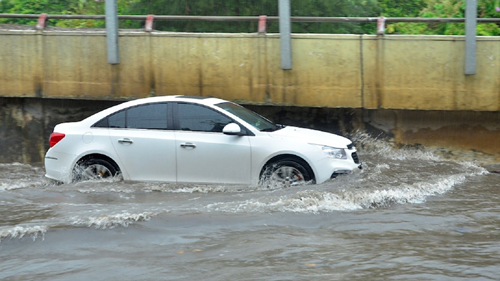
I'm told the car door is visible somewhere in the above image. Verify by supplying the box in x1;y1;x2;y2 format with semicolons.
174;102;252;185
106;102;177;182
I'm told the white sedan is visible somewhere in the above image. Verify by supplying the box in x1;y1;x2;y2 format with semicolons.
45;96;362;186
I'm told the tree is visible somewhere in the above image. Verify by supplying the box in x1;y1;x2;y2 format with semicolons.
0;0;138;28
383;0;500;35
2;0;498;35
0;0;68;25
123;0;380;34
420;0;500;35
379;0;426;17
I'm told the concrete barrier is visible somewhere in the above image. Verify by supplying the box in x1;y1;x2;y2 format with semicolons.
362;35;500;111
1;28;499;111
0;27;499;163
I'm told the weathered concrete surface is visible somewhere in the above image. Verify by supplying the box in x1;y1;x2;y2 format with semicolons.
1;97;499;164
1;26;500;111
0;26;499;164
362;36;500;111
362;109;500;162
0;97;119;163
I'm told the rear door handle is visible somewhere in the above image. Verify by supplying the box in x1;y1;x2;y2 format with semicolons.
118;138;133;144
180;142;196;149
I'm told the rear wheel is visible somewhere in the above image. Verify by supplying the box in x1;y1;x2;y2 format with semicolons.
73;158;118;182
261;158;314;188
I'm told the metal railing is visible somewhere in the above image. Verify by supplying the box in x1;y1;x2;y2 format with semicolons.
2;14;500;22
1;14;500;34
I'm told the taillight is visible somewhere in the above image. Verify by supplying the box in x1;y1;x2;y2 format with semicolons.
49;133;66;147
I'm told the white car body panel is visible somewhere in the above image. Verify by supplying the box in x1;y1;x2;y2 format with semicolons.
269;126;352;148
108;129;177;182
246;134;317;184
45;123;120;183
246;132;358;185
175;131;251;184
44;150;77;182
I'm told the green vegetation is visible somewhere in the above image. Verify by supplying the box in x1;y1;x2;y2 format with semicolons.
123;0;380;34
382;0;500;35
1;0;499;35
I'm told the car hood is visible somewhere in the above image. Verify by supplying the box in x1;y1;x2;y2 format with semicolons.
268;126;352;148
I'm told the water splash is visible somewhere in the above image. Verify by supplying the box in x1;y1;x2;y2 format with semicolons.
71;211;157;229
206;173;471;214
351;131;440;161
75;182;246;194
0;225;47;243
0;163;50;191
205;134;488;214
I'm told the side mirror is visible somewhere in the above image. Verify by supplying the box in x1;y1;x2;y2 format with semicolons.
223;123;243;136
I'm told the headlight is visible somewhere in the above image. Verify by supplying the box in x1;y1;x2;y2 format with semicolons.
312;144;347;159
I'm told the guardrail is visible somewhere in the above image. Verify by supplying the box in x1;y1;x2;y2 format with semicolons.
2;14;500;34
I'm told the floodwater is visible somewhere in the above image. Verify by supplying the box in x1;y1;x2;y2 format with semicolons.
0;135;499;281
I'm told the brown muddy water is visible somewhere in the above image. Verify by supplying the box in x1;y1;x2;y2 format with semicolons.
0;135;499;281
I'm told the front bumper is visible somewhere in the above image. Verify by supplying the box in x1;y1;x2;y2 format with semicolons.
331;164;362;178
314;154;362;184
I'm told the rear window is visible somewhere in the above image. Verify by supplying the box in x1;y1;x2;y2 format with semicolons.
93;103;169;130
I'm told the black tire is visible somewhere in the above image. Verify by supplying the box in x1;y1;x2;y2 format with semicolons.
261;158;314;188
73;158;118;182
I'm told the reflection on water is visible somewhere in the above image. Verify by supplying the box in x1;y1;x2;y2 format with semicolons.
0;135;498;281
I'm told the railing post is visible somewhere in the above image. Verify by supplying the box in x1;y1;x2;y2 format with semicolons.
145;14;155;32
278;0;292;70
465;0;477;75
377;17;386;35
258;15;267;33
36;13;47;30
105;0;120;65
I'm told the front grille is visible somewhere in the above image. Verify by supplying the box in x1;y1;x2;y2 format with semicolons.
351;152;360;164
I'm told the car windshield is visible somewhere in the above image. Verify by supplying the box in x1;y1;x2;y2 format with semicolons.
216;102;281;132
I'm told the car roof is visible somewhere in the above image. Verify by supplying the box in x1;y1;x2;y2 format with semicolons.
125;95;228;106
83;95;230;124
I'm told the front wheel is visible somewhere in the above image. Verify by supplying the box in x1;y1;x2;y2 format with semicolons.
73;158;118;182
261;158;314;188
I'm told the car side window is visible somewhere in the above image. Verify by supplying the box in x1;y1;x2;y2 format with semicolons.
127;103;168;130
94;103;168;130
178;103;232;132
108;110;126;128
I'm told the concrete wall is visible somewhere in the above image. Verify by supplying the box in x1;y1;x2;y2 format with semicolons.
1;28;499;111
0;28;499;164
0;97;119;163
362;36;500;111
1;97;499;164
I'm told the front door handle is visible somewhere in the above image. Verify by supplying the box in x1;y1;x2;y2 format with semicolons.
118;138;133;144
180;142;196;149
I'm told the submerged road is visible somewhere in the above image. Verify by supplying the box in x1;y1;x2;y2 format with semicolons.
0;135;499;281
